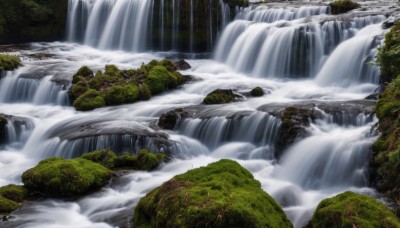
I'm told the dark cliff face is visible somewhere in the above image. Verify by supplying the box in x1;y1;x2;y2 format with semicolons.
0;0;68;44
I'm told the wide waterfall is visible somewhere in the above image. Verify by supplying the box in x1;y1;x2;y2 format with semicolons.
0;0;398;227
67;0;231;52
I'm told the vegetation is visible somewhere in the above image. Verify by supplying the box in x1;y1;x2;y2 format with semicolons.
0;0;68;44
21;157;113;197
81;149;165;171
0;184;28;203
307;191;400;227
329;0;360;15
203;89;236;104
0;196;19;214
134;159;292;228
0;54;21;71
250;87;264;97
372;21;400;207
69;60;186;111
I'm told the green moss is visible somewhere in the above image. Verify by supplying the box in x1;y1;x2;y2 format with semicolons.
114;152;138;168
308;191;400;227
0;54;21;71
250;87;264;97
134;159;292;228
0;184;28;203
69;60;185;111
81;149;117;169
203;89;235;104
21;157;113;197
329;0;360;15
0;115;6;125
73;89;106;111
72;66;93;84
377;22;400;83
136;149;165;171
0;196;19;213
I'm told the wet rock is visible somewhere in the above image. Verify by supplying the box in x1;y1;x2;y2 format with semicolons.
0;114;34;146
134;159;292;227
203;89;237;104
158;108;190;130
175;59;191;70
250;86;264;97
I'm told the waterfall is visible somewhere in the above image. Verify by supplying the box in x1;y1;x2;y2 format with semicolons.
0;72;69;105
214;14;385;81
1;117;34;149
67;0;231;52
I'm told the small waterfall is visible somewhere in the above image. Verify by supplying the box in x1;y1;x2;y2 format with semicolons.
214;15;385;80
236;5;329;23
178;112;281;151
67;0;231;52
1;117;34;149
0;72;69;105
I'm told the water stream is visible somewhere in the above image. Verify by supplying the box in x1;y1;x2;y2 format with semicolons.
0;0;397;227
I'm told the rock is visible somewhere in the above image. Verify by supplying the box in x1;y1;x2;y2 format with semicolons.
329;0;360;15
0;54;21;71
276;107;314;158
158;108;189;130
365;93;379;100
307;191;400;227
0;196;19;214
250;87;264;97
21;157;113;197
203;89;236;104
0;185;28;203
175;59;191;70
134;159;292;228
81;149;165;171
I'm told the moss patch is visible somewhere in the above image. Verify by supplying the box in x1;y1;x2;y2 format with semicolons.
69;60;186;111
329;0;360;15
307;191;400;227
21;157;113;197
203;89;236;104
81;149;165;171
0;54;21;71
250;87;264;97
0;184;28;203
0;196;19;214
134;159;292;228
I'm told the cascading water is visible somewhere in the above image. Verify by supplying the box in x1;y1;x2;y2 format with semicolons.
67;0;231;52
0;0;398;227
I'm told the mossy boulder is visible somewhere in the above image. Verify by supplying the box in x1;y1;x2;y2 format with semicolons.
329;0;360;15
377;22;400;84
0;185;28;203
0;54;21;71
307;191;400;227
21;157;113;197
81;149;165;171
69;60;186;111
250;87;264;97
134;159;292;228
0;196;19;214
0;0;68;44
203;89;236;104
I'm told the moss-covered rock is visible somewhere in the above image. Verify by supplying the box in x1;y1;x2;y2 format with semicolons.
21;157;113;197
81;149;165;171
0;184;28;203
0;196;19;214
307;191;400;227
329;0;360;15
0;0;68;44
371;21;400;208
203;89;236;104
69;60;186;111
134;159;292;228
250;87;264;97
81;149;117;169
0;54;21;71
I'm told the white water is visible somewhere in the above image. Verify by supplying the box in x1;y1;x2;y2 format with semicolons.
0;1;396;227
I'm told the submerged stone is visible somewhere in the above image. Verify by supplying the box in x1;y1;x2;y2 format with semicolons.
134;159;292;228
